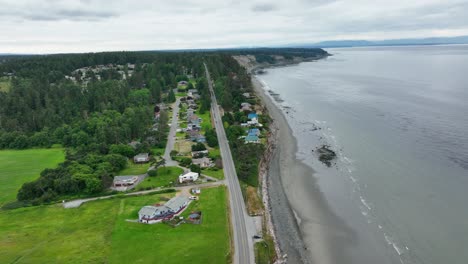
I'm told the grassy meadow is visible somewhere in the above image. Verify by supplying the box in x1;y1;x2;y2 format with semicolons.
137;166;184;190
118;161;150;175
0;186;230;263
0;148;65;206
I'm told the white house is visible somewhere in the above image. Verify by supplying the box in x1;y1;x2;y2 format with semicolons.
179;171;199;183
134;153;150;163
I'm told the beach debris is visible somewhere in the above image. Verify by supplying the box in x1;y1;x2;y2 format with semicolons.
316;145;337;167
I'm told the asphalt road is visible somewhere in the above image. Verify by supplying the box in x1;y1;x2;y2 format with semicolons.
163;95;180;166
204;64;254;264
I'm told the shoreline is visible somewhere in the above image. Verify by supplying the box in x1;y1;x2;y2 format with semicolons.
251;71;357;263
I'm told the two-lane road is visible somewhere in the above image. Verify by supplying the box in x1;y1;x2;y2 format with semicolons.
204;64;254;264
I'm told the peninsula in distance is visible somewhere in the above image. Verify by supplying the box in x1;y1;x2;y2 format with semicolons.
1;1;468;264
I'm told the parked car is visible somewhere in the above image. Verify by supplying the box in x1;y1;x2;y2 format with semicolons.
189;196;199;200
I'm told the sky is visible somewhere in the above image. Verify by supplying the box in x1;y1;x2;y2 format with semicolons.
1;0;468;53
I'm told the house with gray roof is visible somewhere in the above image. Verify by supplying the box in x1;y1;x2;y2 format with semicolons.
138;196;190;224
134;153;150;163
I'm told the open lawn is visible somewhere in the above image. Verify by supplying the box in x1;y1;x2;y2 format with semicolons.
118;161;150;175
0;186;230;263
152;147;165;156
0;78;11;92
136;166;183;190
174;140;193;154
110;186;230;264
201;168;225;180
0;148;65;206
197;107;212;131
208;147;221;159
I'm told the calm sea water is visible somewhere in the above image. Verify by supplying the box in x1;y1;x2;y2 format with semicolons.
258;45;468;264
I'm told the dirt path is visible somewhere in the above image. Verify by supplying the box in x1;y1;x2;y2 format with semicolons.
63;180;225;209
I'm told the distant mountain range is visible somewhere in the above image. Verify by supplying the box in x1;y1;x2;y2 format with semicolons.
291;36;468;48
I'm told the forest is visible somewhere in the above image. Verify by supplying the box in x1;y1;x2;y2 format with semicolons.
0;48;324;205
0;51;210;204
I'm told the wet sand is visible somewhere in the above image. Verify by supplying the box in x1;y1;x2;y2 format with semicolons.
252;77;356;264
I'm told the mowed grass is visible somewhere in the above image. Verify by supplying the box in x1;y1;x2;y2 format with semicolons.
110;186;231;264
201;168;225;180
0;186;230;263
137;166;184;190
0;148;65;206
118;161;150;175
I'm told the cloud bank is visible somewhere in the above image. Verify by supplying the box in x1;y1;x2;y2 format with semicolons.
1;0;468;53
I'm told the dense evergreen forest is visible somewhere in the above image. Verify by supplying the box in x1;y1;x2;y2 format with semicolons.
0;51;211;204
0;48;325;205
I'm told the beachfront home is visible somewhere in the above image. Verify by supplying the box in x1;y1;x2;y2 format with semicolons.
192;157;213;168
248;128;260;136
240;102;252;112
245;135;260;144
138;196;190;224
134;153;150;163
179;171;199;183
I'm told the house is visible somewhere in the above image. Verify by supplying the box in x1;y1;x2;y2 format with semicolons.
243;92;251;98
178;81;188;86
188;115;202;129
128;141;140;149
192;157;213;168
248;128;260;136
113;176;139;187
187;108;195;119
245;135;260;144
138;196;190;224
188;130;205;142
179;171;199;183
191;150;209;158
240;102;252;112
134;153;150;163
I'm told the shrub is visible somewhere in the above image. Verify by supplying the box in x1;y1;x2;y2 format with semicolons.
148;170;158;177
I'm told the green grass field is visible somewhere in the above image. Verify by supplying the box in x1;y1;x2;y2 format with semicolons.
118;161;150;175
0;77;11;92
137;166;184;190
197;107;212;131
0;186;230;263
201;168;225;180
152;147;165;156
0;148;65;206
208;147;221;159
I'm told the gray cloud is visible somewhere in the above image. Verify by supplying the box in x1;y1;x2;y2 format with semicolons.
0;0;468;53
251;3;277;12
23;9;117;21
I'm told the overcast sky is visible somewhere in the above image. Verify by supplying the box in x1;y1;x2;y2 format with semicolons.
1;0;468;53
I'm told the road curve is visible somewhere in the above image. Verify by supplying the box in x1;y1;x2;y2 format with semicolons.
204;63;253;264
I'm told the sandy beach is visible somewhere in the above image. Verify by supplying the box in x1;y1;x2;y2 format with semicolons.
252;76;356;264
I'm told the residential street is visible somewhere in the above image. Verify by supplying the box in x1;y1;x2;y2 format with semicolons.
163;95;180;166
204;63;254;264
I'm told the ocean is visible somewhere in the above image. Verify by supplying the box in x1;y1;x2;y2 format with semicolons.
257;45;468;264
